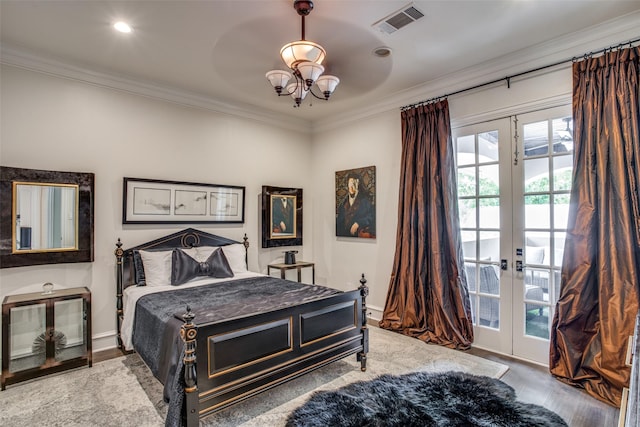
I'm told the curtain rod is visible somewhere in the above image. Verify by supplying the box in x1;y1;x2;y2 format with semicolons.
401;36;640;111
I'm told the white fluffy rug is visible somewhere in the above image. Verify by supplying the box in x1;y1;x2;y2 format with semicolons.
0;327;508;427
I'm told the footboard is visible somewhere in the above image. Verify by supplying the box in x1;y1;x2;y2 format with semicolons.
182;276;369;426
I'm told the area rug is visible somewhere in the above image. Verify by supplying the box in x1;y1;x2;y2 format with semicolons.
0;356;164;427
286;371;568;426
0;327;509;427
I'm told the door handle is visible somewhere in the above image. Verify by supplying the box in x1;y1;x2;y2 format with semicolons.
500;259;508;271
515;260;524;272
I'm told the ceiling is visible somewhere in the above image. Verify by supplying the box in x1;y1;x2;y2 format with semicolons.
1;1;639;127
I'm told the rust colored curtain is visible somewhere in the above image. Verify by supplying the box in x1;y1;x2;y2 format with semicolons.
379;100;474;349
549;46;640;406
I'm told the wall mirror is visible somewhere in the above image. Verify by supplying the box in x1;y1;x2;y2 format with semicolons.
1;167;94;268
13;182;79;252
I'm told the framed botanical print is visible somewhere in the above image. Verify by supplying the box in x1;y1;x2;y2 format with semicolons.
335;166;376;238
261;186;302;248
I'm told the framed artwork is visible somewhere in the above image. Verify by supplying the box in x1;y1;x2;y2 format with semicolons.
123;177;245;224
261;186;302;248
335;166;376;238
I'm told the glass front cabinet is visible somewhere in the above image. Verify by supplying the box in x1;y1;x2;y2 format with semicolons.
1;286;91;390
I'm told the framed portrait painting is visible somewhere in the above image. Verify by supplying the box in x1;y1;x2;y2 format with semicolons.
335;166;376;238
123;177;245;224
261;186;302;248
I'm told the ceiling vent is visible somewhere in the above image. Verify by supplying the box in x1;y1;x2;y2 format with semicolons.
372;3;425;35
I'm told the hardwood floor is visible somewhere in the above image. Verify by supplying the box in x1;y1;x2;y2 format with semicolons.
94;345;620;427
93;347;124;364
467;347;621;427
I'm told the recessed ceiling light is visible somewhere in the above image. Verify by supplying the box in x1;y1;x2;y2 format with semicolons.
113;21;132;33
373;47;392;58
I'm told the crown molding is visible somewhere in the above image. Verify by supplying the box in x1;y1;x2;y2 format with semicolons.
0;46;312;134
312;10;640;133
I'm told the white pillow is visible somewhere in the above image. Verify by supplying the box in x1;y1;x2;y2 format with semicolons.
196;244;247;273
138;249;173;287
525;246;545;264
192;246;219;262
222;243;248;273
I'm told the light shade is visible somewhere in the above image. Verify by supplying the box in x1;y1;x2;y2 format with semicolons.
297;61;324;86
265;70;293;90
280;40;326;69
287;82;308;104
316;75;340;97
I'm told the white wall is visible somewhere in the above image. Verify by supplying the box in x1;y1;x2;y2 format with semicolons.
0;65;313;351
310;111;401;318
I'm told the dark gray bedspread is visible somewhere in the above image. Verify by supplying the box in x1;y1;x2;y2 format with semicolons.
131;276;341;427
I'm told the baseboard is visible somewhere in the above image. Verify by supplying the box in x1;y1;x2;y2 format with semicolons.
366;304;383;322
92;331;118;353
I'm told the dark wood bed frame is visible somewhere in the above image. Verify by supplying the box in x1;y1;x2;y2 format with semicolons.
114;228;369;426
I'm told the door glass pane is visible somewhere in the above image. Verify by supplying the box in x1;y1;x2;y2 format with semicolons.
479;231;500;262
478;130;499;162
54;298;86;362
479;265;500;296
552;117;573;154
554;195;570;230
553;232;566;267
524;120;549;157
459;199;476;228
524;158;549;192
461;230;477;259
456;135;475;166
9;303;46;373
525;195;550;229
524;267;550;340
458;167;476;197
525;231;550;266
525;305;549;339
478;164;499;196
553;156;573;191
465;262;478;292
479;198;500;228
553;271;562;302
479;296;499;328
524;268;550;294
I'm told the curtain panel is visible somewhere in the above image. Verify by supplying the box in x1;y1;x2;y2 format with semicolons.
379;100;474;349
549;46;640;406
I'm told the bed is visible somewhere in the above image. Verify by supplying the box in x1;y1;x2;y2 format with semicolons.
114;228;369;427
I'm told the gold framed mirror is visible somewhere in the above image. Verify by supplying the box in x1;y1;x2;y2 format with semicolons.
12;182;79;253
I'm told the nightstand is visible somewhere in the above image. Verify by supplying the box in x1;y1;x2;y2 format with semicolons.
1;286;92;390
268;261;315;284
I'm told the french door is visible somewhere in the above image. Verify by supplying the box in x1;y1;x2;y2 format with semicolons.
454;105;573;364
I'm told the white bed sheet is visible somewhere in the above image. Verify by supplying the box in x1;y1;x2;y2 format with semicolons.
121;271;263;350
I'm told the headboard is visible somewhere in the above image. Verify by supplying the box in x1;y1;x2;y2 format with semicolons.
114;228;248;350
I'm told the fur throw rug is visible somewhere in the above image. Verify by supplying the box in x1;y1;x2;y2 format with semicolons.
285;371;567;426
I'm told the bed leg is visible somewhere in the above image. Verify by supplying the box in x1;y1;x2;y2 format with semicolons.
114;238;124;350
181;307;199;427
357;273;369;372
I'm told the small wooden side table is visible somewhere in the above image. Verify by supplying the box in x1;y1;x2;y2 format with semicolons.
268;261;315;284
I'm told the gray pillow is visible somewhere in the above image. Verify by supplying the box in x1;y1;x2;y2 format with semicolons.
171;248;234;286
132;250;147;286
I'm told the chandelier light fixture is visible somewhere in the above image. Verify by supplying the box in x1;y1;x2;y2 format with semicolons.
265;0;340;107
